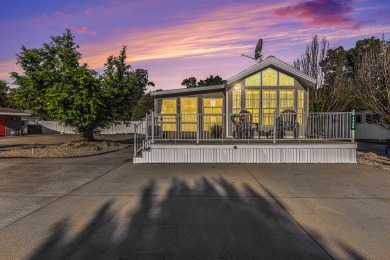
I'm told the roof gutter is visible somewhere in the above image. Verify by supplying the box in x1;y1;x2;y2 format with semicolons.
151;84;225;96
0;112;31;116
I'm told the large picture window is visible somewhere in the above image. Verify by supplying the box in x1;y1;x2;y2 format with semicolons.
203;98;223;131
233;90;241;114
279;90;294;112
181;97;197;132
262;90;277;126
161;99;177;131
246;90;260;123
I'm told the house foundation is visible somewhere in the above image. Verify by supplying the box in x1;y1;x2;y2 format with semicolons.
134;143;357;164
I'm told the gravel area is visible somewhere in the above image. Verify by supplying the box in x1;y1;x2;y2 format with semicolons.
2;138;388;169
357;152;390;171
0;140;130;158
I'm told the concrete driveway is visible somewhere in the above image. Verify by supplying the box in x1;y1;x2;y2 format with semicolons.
0;150;389;259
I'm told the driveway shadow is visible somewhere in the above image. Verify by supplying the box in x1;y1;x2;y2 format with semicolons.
28;177;363;259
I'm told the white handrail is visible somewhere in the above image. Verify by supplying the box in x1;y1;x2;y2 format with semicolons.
134;111;354;154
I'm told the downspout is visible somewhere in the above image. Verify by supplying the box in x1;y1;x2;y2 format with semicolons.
225;84;229;138
307;86;311;113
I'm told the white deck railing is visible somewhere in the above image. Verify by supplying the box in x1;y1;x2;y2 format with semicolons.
134;111;355;155
134;115;152;156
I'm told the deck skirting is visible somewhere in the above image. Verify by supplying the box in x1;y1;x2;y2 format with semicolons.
133;143;357;163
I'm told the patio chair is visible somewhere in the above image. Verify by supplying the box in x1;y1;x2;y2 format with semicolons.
235;110;254;139
280;109;299;139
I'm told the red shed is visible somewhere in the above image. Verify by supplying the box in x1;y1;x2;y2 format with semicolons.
0;108;31;136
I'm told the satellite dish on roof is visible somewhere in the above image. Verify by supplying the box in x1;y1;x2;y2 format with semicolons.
254;39;263;60
241;38;263;62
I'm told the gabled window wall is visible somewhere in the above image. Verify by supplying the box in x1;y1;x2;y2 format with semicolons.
235;68;305;127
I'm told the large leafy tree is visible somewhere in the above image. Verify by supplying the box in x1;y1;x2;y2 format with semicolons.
0;80;9;107
319;46;352;112
101;47;154;121
11;29;152;141
11;29;106;141
181;75;226;88
101;46;135;121
346;37;383;74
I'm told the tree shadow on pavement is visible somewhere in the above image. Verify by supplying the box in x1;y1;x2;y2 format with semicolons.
29;177;363;259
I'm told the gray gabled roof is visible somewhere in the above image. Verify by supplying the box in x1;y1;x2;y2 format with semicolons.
151;56;315;97
227;56;316;88
151;84;225;97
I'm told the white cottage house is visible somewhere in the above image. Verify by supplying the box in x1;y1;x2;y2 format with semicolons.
134;56;357;163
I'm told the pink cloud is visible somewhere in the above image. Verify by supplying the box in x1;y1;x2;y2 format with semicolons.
274;0;362;29
3;0;387;91
90;30;97;35
78;2;304;70
55;11;63;16
77;26;87;34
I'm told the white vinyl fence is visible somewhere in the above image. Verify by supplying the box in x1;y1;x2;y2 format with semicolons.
42;121;141;134
356;123;390;140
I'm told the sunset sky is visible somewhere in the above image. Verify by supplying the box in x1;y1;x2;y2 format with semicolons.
1;0;389;90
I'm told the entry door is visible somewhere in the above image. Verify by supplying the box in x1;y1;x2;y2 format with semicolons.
0;115;5;136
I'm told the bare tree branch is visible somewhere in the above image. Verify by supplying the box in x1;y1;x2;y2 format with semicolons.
355;37;390;124
294;35;351;112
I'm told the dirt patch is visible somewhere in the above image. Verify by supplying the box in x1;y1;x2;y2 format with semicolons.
357;152;390;171
0;140;130;158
